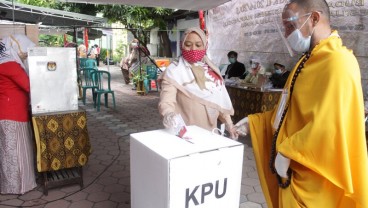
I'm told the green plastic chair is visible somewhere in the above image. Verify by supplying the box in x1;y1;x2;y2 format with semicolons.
79;58;97;70
79;58;88;69
91;70;116;111
145;65;159;92
80;67;98;105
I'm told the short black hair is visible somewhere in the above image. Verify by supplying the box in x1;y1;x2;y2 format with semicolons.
274;63;285;68
288;0;330;21
227;51;238;58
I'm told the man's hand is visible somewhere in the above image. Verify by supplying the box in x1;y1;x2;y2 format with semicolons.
234;117;249;136
225;123;239;140
275;152;291;178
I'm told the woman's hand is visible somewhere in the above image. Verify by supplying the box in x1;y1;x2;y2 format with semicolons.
163;112;177;129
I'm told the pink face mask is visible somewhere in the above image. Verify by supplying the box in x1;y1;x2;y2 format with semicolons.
181;49;206;63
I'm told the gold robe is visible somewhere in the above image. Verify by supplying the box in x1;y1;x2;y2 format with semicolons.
249;31;368;208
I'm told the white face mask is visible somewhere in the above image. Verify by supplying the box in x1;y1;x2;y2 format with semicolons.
251;63;257;69
286;14;313;53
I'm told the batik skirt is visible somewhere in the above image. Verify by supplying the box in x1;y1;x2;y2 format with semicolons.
0;120;37;194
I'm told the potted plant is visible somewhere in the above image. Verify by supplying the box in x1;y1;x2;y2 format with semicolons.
132;71;149;95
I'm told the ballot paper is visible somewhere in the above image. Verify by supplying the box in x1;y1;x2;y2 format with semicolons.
172;114;188;138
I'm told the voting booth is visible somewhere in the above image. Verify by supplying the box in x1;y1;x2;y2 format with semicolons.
28;47;78;114
28;47;89;194
130;126;244;208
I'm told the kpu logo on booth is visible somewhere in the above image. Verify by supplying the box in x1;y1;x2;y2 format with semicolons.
185;178;227;208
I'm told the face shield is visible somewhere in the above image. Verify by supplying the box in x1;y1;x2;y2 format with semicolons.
274;9;313;57
250;58;260;69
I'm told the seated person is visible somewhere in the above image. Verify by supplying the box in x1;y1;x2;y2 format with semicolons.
77;43;87;58
243;58;261;85
223;51;246;79
87;46;97;59
269;63;290;88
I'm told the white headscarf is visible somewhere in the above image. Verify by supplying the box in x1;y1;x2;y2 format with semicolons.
0;34;36;73
181;27;207;49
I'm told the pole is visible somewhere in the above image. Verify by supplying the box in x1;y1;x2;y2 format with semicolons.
138;32;142;78
12;0;14;23
138;11;142;80
73;26;78;69
107;35;110;72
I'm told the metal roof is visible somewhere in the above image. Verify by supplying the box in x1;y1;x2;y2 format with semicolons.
0;0;107;27
58;0;230;11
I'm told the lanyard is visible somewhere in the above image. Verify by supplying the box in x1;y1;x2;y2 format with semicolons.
270;52;311;188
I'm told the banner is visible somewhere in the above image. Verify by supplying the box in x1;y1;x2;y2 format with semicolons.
207;0;367;84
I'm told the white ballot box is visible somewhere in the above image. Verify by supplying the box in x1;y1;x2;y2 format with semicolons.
28;47;78;114
130;125;244;208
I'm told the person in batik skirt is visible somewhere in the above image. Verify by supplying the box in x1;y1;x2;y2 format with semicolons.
0;34;37;194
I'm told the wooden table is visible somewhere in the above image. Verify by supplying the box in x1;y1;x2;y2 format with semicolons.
226;85;282;123
32;109;91;195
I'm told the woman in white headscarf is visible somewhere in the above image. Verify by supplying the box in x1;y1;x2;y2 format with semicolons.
0;34;37;194
158;27;237;139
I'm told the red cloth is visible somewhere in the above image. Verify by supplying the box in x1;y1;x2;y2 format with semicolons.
199;10;206;30
84;28;89;49
0;62;30;122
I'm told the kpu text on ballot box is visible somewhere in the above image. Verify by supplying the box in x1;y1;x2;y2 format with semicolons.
130;125;244;208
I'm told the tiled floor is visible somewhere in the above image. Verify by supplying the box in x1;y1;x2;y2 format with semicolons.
0;65;267;208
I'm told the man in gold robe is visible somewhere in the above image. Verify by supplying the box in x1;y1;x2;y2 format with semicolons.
234;0;368;207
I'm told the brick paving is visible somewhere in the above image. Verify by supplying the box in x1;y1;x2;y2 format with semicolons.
0;65;267;208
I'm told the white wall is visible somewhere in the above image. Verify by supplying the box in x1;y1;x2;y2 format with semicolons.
207;0;368;95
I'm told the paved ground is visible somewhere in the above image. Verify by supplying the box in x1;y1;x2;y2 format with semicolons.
0;65;267;208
